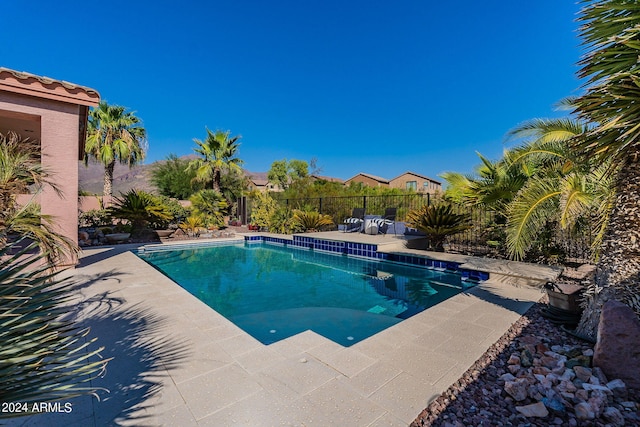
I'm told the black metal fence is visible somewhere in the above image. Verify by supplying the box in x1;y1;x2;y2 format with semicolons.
274;193;432;223
239;193;595;263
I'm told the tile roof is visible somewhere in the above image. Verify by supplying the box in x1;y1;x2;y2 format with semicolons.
311;174;344;183
0;67;100;106
390;171;442;185
346;172;390;183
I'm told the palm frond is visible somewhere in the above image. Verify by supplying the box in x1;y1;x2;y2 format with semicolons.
0;242;109;410
292;210;334;231
506;179;562;260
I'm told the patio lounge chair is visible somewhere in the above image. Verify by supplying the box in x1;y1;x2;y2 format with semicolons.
372;207;397;235
343;208;364;232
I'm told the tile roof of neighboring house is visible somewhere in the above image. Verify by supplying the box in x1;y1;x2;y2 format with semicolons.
346;172;390;184
311;174;344;183
245;170;269;186
390;171;442;185
0;67;100;106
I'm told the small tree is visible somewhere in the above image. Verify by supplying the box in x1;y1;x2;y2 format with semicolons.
267;159;309;190
151;154;202;199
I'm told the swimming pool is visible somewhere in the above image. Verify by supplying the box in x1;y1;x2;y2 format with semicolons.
138;242;474;346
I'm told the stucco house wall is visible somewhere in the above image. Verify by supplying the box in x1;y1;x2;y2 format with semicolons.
389;172;442;194
0;68;99;263
344;173;390;188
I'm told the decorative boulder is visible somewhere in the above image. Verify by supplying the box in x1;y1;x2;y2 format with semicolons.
593;300;640;389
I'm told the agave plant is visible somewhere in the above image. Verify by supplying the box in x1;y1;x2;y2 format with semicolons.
108;189;172;234
406;204;471;251
292;209;334;232
0;242;108;414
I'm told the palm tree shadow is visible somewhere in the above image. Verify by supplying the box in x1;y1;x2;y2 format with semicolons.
81;302;192;426
63;287;193;426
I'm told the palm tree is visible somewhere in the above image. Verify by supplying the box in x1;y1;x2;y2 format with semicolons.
187;129;243;194
442;152;530;210
503;118;614;261
84;101;147;201
572;0;640;339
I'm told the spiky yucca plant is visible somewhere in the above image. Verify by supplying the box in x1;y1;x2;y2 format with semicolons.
406;204;471;251
292;210;334;232
0;242;108;416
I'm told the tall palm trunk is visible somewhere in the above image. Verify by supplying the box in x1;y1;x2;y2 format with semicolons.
213;167;221;193
103;160;115;203
577;152;640;340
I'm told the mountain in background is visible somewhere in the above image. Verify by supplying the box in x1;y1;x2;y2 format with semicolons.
78;160;157;195
79;157;266;196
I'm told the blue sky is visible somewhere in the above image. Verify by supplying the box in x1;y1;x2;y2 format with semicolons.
2;1;582;181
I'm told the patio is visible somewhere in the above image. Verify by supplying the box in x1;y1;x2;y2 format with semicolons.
11;233;558;426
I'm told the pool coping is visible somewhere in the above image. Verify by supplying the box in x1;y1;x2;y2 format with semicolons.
31;236;552;426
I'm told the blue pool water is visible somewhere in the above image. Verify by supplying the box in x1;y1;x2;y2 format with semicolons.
138;243;474;346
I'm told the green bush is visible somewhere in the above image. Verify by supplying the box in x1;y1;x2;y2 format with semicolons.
250;192;277;229
189;190;228;229
269;206;298;234
406;204;471;251
154;195;189;227
79;209;111;227
151;154;203;199
108;189;172;234
292;209;334;232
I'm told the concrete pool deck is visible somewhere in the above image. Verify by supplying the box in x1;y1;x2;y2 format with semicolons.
12;234;560;426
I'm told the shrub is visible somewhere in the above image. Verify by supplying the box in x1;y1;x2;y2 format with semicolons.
250;192;277;230
108;189;172;234
406;204;471;251
189;190;228;229
292;209;334;232
154;195;189;228
179;215;206;236
79;209;111;227
269;206;298;234
151;154;203;199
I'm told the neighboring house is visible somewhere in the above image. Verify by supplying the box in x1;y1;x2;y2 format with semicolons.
0;67;100;254
310;174;344;184
245;171;280;192
344;173;390;187
389;171;441;194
